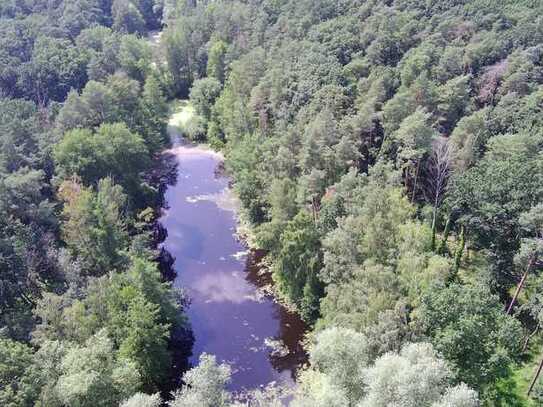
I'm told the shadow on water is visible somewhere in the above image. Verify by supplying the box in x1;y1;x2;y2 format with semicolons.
244;250;309;380
148;148;195;396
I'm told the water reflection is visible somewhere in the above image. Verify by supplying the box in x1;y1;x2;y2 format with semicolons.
192;270;264;304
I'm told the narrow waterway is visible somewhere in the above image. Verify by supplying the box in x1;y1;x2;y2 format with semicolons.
159;106;308;392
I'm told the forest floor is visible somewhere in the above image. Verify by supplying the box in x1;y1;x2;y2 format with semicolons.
506;345;543;406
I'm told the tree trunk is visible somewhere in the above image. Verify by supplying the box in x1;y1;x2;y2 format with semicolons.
17;287;35;307
311;196;319;223
506;254;536;315
523;324;540;353
452;226;465;281
438;214;451;255
431;206;438;251
527;355;543;396
376;133;388;159
411;160;420;203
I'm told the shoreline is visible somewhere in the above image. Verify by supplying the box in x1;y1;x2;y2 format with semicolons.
170;100;305;317
165;99;310;375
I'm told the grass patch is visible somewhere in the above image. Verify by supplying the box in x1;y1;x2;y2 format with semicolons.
169;99;195;129
494;336;543;406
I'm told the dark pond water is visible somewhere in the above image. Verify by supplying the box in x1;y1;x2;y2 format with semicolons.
159;127;308;392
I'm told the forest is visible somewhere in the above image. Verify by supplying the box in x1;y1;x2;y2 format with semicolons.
1;0;543;406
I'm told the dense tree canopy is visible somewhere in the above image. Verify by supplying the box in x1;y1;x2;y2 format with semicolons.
0;0;184;405
3;0;543;405
154;0;543;404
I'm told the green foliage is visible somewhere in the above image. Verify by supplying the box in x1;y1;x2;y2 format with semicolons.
190;77;222;122
169;354;231;407
112;0;147;35
448;131;543;286
58;72;166;153
20;36;89;103
0;339;36;407
181;114;207;141
417;283;523;397
3;0;543;404
0;99;48;174
360;343;478;407
60;0;105;38
55;75;137;131
0;1;182;405
2;330;144;407
79;26;121;81
292;337;478;407
182;3;543;396
56;330;141;407
137;74;170;153
313;163;454;335
448;109;491;172
273;210;324;321
392;107;437;169
32;256;182;389
308;327;370;401
112;291;170;386
0;0;158;104
55;122;150;203
226;133;267;223
291;370;349;407
59;178;129;276
119;34;153;83
207;40;228;84
162;16;207;96
121;392;162;407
